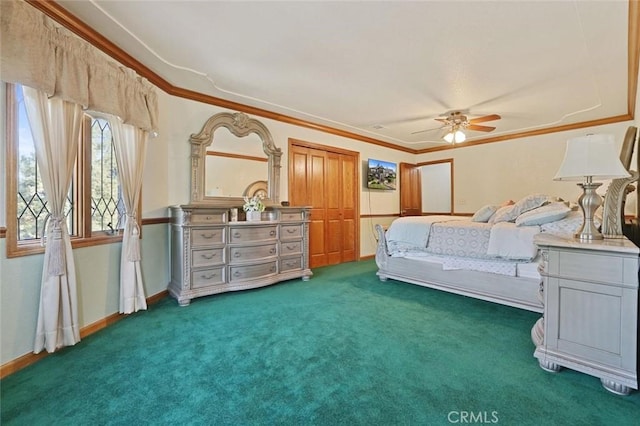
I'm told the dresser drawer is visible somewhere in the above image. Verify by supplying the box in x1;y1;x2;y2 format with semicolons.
230;243;277;263
191;211;225;224
191;266;226;288
191;227;225;246
192;248;225;267
229;261;277;282
280;240;302;256
281;211;304;221
280;256;302;272
229;225;277;243
281;224;302;239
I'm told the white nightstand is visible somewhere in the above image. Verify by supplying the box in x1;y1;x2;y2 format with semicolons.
532;233;639;395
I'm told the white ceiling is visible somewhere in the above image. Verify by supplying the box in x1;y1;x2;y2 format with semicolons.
57;0;632;151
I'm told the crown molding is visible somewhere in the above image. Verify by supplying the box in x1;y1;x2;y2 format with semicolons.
26;0;640;155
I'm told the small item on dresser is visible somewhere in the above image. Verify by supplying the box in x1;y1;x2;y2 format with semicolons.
281;201;290;206
246;211;262;222
230;208;238;222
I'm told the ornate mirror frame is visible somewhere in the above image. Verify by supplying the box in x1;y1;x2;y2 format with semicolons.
190;112;282;206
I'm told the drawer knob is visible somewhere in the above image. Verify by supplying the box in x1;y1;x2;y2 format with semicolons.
234;252;241;258
270;266;276;272
202;273;217;279
234;271;242;277
270;230;276;236
201;233;215;239
202;253;216;259
233;232;241;238
286;229;296;234
286;245;296;250
206;216;212;220
269;248;276;254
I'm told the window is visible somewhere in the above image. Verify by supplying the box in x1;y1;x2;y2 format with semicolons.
6;83;128;257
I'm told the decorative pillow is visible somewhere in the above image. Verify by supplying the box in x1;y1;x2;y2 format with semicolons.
515;202;571;226
488;205;515;224
540;210;602;237
492;194;551;223
471;204;499;222
514;193;551;213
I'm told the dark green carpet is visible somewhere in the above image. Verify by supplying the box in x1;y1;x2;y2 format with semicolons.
2;260;638;425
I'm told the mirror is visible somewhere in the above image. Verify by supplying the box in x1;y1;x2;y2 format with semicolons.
204;128;267;197
190;112;282;206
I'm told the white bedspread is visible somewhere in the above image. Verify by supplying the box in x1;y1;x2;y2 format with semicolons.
487;222;540;260
385;215;466;248
386;216;541;261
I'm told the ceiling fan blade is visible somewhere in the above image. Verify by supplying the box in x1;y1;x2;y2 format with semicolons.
466;124;496;132
468;114;501;124
434;118;449;123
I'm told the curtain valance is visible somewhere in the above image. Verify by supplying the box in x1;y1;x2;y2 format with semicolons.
0;0;158;132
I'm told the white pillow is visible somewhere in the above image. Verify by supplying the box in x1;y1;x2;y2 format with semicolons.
471;204;499;222
515;202;571;226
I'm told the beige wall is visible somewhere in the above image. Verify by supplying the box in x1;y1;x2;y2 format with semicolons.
417;122;637;216
1;76;639;366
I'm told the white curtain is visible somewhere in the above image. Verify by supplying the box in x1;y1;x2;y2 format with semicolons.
109;116;149;314
23;86;83;353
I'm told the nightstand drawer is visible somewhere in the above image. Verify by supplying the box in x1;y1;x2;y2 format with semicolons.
191;267;225;288
558;252;625;285
192;248;225;267
191;228;225;246
229;225;277;243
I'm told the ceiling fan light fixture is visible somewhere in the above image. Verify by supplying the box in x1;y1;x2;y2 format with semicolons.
443;131;455;143
454;130;466;143
443;127;466;144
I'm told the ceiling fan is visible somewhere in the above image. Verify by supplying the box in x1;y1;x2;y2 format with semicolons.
412;111;501;143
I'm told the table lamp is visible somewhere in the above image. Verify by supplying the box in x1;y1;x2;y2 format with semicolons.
554;134;630;241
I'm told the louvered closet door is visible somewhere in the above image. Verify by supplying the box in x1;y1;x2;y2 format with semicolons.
289;141;358;268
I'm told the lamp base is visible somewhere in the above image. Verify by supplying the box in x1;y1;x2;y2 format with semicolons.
574;181;603;241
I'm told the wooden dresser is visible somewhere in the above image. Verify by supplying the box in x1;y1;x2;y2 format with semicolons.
532;233;639;395
168;205;312;306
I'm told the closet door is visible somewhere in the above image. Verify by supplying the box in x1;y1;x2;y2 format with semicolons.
290;145;327;267
289;141;358;268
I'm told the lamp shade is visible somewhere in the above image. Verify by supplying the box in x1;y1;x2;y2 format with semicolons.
554;134;630;181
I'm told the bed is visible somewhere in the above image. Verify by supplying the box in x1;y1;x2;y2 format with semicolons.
376;127;639;313
375;195;599;313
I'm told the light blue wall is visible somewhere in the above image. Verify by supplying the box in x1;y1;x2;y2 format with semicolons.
0;224;169;365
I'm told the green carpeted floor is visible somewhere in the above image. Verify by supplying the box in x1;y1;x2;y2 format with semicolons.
2;260;639;425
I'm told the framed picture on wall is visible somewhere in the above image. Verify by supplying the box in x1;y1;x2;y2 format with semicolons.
367;159;397;190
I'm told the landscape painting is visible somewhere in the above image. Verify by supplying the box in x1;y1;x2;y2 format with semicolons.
367;159;397;190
